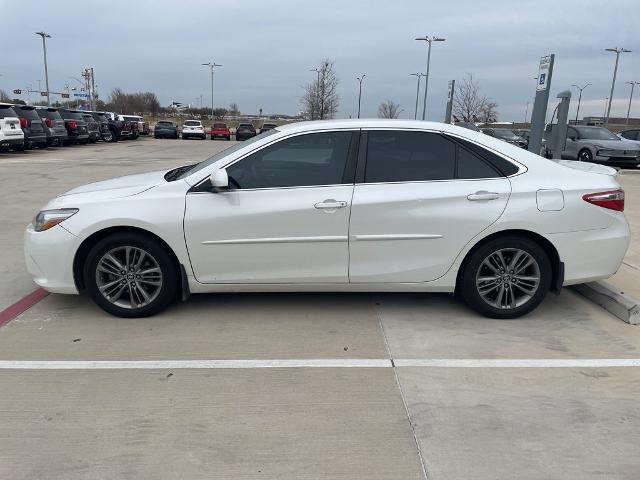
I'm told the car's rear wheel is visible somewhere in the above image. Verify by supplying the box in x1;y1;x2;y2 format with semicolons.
459;235;551;319
578;148;593;162
84;233;178;317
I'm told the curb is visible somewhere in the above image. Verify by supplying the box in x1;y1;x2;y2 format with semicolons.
571;281;640;325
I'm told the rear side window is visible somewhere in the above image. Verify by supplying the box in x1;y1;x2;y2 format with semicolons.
365;131;456;182
457;147;500;179
453;137;519;176
0;106;18;118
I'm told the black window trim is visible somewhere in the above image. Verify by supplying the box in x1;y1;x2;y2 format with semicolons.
189;128;361;193
355;128;525;185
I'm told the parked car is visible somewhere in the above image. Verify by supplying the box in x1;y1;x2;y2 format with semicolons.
0;104;24;152
87;111;113;142
124;115;149;135
482;128;527;148
512;128;530;149
211;122;231;140
260;123;278;133
35;107;68;146
82;114;101;143
454;121;481;132
618;128;640;145
236;123;257;141
116;115;139;139
11;104;48;150
544;125;640;168
25;120;629;320
182;120;206;140
154;121;179;139
57;109;89;145
101;111;134;141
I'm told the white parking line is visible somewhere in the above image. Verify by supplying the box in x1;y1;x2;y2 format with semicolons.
0;358;639;369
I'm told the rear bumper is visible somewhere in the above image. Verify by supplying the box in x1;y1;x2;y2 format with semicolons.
549;213;631;285
0;136;24;146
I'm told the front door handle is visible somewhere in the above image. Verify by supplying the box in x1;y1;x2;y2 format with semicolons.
314;199;348;210
467;191;500;201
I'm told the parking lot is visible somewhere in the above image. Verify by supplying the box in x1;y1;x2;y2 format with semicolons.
1;138;639;479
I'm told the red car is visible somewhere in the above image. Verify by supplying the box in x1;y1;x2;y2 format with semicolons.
210;122;231;141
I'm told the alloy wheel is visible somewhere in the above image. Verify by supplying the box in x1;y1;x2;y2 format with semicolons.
475;248;541;310
95;246;163;309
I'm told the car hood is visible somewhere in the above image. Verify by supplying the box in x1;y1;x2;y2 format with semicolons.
58;170;167;198
584;139;637;149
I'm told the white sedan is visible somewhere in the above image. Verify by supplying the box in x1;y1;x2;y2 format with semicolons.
24;120;630;318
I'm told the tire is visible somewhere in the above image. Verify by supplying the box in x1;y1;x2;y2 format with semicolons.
458;235;552;319
110;128;120;142
154;135;159;139
83;233;178;318
578;149;593;162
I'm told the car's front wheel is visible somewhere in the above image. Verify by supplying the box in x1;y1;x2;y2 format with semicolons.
84;233;178;317
459;235;551;319
578;148;593;162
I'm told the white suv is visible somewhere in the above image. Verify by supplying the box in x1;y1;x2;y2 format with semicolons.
182;120;206;140
0;104;25;152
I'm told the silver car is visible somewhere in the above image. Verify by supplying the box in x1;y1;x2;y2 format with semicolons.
549;125;640;168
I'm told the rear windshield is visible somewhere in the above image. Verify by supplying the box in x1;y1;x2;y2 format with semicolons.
184;121;201;126
158;121;174;126
37;108;63;120
213;123;227;128
238;124;254;129
124;116;140;121
0;105;18;118
15;107;41;120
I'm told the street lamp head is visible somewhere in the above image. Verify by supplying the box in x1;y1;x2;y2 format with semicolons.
622;48;632;53
433;37;446;42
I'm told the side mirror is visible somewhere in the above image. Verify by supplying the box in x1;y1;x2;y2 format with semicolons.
209;169;229;191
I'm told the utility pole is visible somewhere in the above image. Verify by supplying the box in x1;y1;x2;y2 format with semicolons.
571;83;591;123
35;32;51;106
90;68;96;111
202;62;222;123
410;73;423;120
414;35;445;120
310;68;320;119
625;81;639;125
604;47;631;124
356;74;365;118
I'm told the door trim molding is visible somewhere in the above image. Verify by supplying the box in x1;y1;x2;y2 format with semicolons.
201;235;348;245
350;234;443;241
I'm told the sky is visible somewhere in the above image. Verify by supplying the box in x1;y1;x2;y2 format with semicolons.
1;0;638;122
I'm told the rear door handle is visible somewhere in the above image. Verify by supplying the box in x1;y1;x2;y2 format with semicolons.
314;199;348;210
467;191;500;201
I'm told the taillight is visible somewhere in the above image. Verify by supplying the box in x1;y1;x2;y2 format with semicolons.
45;118;54;128
582;189;625;212
19;118;28;128
123;121;130;128
68;120;77;130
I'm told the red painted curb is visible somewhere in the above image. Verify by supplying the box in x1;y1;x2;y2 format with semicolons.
0;288;49;328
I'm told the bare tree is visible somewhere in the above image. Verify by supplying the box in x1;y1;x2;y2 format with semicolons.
453;73;498;123
0;89;10;102
229;103;240;117
377;99;403;119
301;59;339;120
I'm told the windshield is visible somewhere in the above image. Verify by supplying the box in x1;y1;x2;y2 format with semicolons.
575;127;618;140
172;128;279;181
493;129;519;139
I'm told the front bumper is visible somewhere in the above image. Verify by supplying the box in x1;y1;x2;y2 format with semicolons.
24;224;80;294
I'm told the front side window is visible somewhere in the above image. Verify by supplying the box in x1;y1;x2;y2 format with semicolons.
227;131;353;189
365;131;456;183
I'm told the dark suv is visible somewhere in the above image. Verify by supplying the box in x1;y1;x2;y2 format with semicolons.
88;112;113;142
12;105;47;150
82;113;101;143
58;109;90;145
236;123;257;141
36;107;68;146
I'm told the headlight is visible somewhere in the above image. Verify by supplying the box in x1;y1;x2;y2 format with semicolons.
33;208;79;232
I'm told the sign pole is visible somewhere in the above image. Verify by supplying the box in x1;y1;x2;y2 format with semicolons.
444;79;455;124
528;54;555;155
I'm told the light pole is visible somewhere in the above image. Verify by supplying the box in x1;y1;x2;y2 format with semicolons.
604;47;631;124
35;32;51;106
603;97;609;118
571;83;591;123
309;68;321;119
202;62;222;123
625;81;640;125
410;73;423;120
414;35;445;120
356;74;365;118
